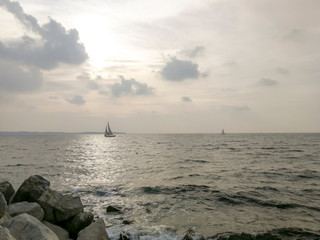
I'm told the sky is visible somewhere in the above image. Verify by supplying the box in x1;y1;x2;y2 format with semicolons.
0;0;319;133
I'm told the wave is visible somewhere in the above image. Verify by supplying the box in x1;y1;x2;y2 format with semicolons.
217;192;320;212
207;227;320;240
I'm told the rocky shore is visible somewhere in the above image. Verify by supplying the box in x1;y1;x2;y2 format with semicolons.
0;175;110;240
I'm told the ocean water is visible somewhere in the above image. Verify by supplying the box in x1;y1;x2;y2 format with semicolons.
0;133;320;239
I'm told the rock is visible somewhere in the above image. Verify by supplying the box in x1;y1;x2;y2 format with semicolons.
119;232;140;240
10;175;50;204
8;201;44;221
77;218;110;240
0;192;7;218
0;180;15;203
2;213;59;240
106;205;121;213
43;221;72;240
64;212;94;238
0;225;16;240
122;219;134;225
38;189;83;222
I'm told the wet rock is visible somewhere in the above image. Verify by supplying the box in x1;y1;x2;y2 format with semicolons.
0;180;15;203
77;218;110;240
0;225;16;240
2;213;59;240
8;201;44;221
10;175;50;204
182;229;205;240
119;232;140;240
64;212;94;238
122;219;134;225
38;189;83;222
43;221;72;240
0;192;7;218
106;205;121;213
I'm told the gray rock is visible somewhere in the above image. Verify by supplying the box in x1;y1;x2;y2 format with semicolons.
8;201;44;221
77;218;110;240
0;192;7;218
65;212;94;238
0;180;15;204
38;189;83;222
2;213;59;240
43;221;72;240
10;175;50;204
0;225;16;240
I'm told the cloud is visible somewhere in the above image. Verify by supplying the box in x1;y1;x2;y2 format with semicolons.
0;60;43;92
66;95;85;105
160;57;202;81
109;76;154;97
275;67;289;75
181;46;205;58
257;78;278;86
182;96;192;102
0;0;88;70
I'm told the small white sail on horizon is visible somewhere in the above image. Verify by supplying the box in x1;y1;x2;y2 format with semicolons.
104;121;115;137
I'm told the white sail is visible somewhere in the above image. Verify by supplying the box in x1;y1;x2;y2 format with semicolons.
105;121;115;137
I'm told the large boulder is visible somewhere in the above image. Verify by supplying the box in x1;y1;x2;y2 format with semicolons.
0;225;16;240
38;189;83;223
43;221;72;240
2;213;59;240
10;175;50;204
8;201;44;221
77;218;110;240
64;212;94;238
0;180;15;203
0;192;7;218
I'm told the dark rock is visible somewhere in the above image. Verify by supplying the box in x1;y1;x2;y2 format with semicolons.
64;212;94;238
0;225;16;240
38;189;84;222
106;205;121;213
8;201;44;221
119;231;140;240
0;180;15;203
0;192;7;218
2;213;59;240
77;218;110;240
43;221;72;240
122;219;134;225
10;175;50;204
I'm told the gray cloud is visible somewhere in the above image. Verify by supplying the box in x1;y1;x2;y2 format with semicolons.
160;57;202;81
66;95;85;105
257;78;278;86
77;73;101;90
0;0;88;69
276;67;290;75
0;60;43;92
182;96;192;102
181;46;205;58
109;76;154;97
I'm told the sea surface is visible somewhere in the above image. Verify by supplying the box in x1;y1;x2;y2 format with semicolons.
0;133;320;239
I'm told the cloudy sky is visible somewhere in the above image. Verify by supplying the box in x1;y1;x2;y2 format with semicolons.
0;0;319;133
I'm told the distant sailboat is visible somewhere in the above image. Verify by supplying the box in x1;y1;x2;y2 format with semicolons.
221;129;225;135
104;122;115;137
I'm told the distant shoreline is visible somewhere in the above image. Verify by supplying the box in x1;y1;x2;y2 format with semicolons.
0;131;126;135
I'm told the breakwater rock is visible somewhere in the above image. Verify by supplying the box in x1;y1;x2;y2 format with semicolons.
0;175;110;240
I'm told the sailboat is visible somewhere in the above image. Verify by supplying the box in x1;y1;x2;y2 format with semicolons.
104;122;115;137
221;129;225;135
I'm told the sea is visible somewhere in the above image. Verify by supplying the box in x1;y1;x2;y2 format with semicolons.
0;133;319;240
